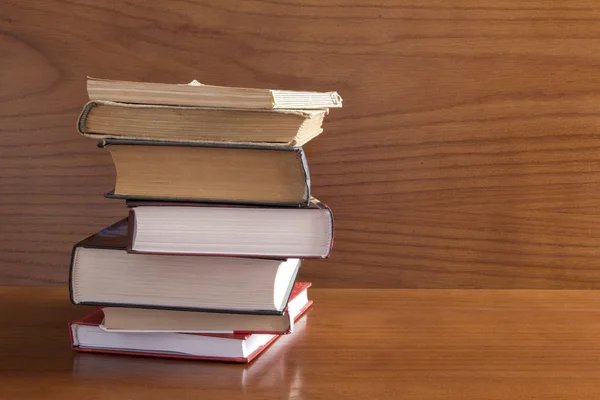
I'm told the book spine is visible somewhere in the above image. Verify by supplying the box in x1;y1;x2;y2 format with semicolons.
298;148;311;206
76;101;96;135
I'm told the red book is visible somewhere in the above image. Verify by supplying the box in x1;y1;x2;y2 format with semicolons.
69;283;312;363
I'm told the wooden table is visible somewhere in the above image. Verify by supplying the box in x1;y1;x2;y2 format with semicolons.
3;287;600;399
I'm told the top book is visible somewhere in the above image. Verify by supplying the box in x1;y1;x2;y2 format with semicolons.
87;77;343;110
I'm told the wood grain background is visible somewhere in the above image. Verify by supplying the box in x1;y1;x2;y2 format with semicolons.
3;0;600;288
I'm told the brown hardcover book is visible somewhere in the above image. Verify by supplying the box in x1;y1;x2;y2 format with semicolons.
100;140;311;206
127;198;333;258
69;219;301;315
100;282;311;334
87;77;342;110
78;100;327;146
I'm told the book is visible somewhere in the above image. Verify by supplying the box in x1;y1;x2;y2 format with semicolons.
69;293;312;363
78;101;328;147
127;198;333;258
100;282;311;334
73;313;309;386
100;140;310;206
87;77;342;110
72;283;310;387
69;220;301;314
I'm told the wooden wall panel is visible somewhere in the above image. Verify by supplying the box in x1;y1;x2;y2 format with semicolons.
3;0;600;287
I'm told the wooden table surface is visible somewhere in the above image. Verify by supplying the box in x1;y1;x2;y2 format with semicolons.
3;287;600;399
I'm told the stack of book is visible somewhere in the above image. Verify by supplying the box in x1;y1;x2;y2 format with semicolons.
68;78;341;363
